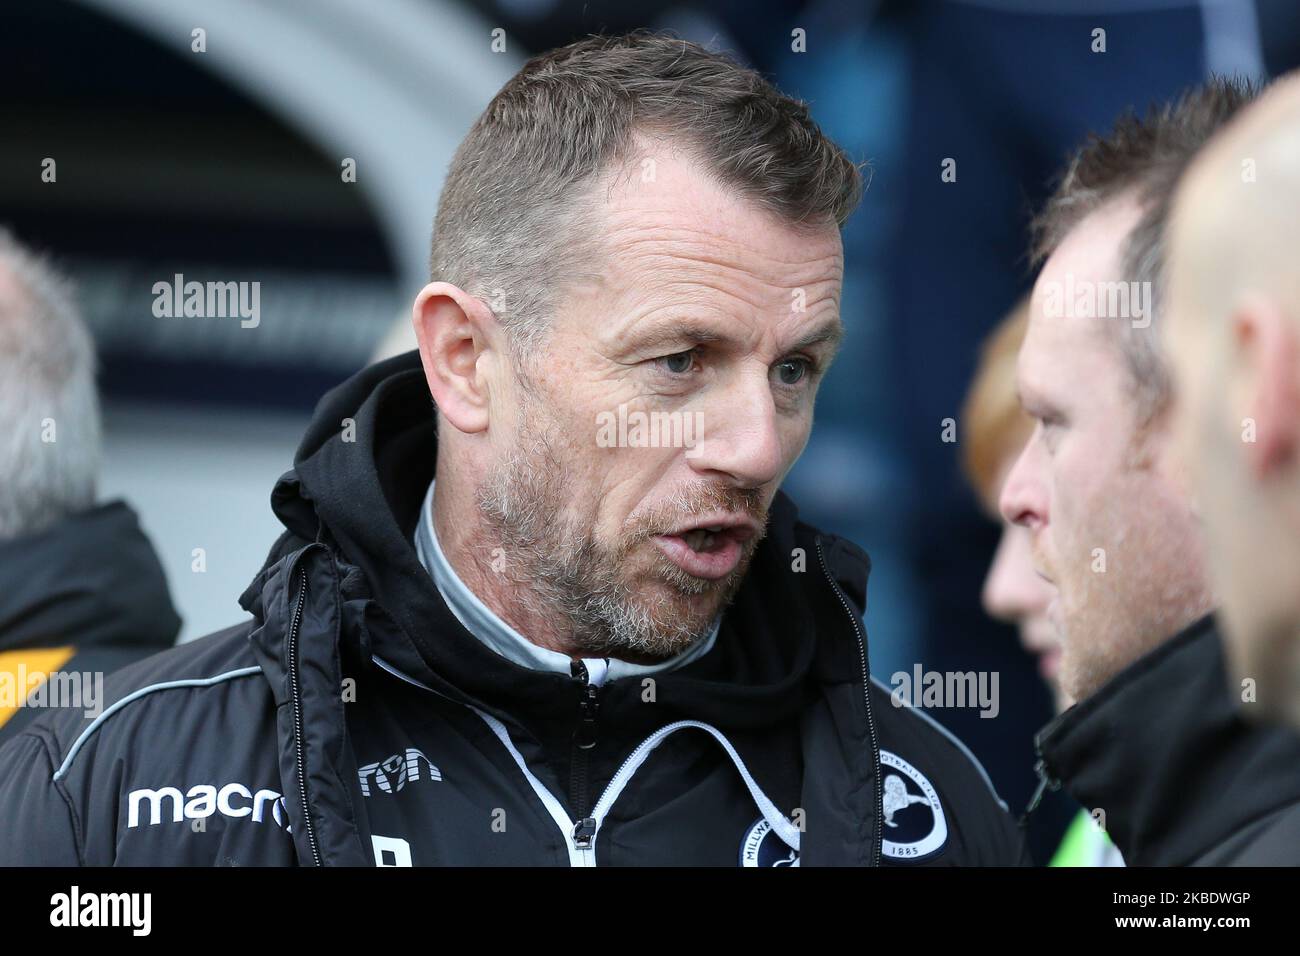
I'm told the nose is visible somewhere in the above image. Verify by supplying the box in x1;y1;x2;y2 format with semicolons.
982;524;1042;624
982;526;1019;624
685;371;786;489
997;437;1047;532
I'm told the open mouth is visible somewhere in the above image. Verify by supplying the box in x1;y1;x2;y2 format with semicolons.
652;517;760;581
680;526;728;552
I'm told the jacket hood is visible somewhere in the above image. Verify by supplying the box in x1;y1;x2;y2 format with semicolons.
0;500;181;654
1035;613;1300;865
240;351;872;825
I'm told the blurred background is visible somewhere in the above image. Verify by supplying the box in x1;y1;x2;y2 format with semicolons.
4;0;1297;862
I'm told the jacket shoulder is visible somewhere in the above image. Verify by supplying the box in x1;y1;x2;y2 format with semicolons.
0;621;286;865
1196;799;1300;865
868;676;1029;865
12;620;267;778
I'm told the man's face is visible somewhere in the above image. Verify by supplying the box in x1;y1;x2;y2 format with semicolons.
1167;171;1300;722
999;198;1212;704
480;145;844;660
981;459;1066;711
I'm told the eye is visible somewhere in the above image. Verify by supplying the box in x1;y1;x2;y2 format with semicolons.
655;350;697;375
1036;414;1065;451
775;357;812;387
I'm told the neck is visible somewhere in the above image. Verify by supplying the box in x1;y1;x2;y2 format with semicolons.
431;473;588;660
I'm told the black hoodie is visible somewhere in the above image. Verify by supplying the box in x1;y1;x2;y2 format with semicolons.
1033;614;1300;865
0;352;1025;866
0;501;180;744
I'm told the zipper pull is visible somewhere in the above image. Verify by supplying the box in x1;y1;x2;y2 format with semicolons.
573;817;597;848
571;660;600;750
1022;757;1061;823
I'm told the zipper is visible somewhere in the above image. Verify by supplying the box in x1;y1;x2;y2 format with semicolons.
286;561;323;867
816;537;882;867
569;659;601;844
372;654;601;866
1023;751;1062;824
1022;712;1068;824
374;654;800;867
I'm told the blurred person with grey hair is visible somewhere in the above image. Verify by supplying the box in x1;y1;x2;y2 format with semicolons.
0;228;180;745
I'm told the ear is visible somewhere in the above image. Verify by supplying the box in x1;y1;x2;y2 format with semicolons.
411;282;498;434
1236;296;1300;482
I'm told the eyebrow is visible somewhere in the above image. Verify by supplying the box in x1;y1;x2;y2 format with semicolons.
625;317;844;356
1016;378;1057;414
627;322;729;351
790;321;844;354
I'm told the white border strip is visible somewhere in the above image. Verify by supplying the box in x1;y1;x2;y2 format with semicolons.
53;667;263;782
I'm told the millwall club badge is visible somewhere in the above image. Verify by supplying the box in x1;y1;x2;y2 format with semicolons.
739;818;800;867
880;750;948;861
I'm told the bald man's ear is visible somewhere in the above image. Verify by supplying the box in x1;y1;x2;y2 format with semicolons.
411;282;497;434
1237;297;1300;483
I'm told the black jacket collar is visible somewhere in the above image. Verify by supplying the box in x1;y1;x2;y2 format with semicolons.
0;500;180;653
1036;614;1300;865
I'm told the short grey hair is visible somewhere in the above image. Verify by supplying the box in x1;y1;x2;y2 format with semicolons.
429;30;864;358
0;228;100;540
1029;76;1260;420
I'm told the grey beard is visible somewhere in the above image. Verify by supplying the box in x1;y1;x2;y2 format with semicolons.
474;400;720;660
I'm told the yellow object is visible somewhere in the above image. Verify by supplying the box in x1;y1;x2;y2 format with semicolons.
0;647;76;729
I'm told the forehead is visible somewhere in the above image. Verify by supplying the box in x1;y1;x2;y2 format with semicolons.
1039;195;1143;292
590;141;845;298
1018;302;1113;398
1022;201;1145;395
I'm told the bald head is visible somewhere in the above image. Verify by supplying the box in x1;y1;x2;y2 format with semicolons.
1165;71;1300;727
1171;73;1300;329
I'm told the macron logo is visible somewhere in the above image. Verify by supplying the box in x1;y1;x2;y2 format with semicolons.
126;784;289;830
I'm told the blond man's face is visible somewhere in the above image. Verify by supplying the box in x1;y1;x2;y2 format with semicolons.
999;199;1212;703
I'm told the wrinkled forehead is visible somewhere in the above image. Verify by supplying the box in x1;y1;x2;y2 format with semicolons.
588;143;845;294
